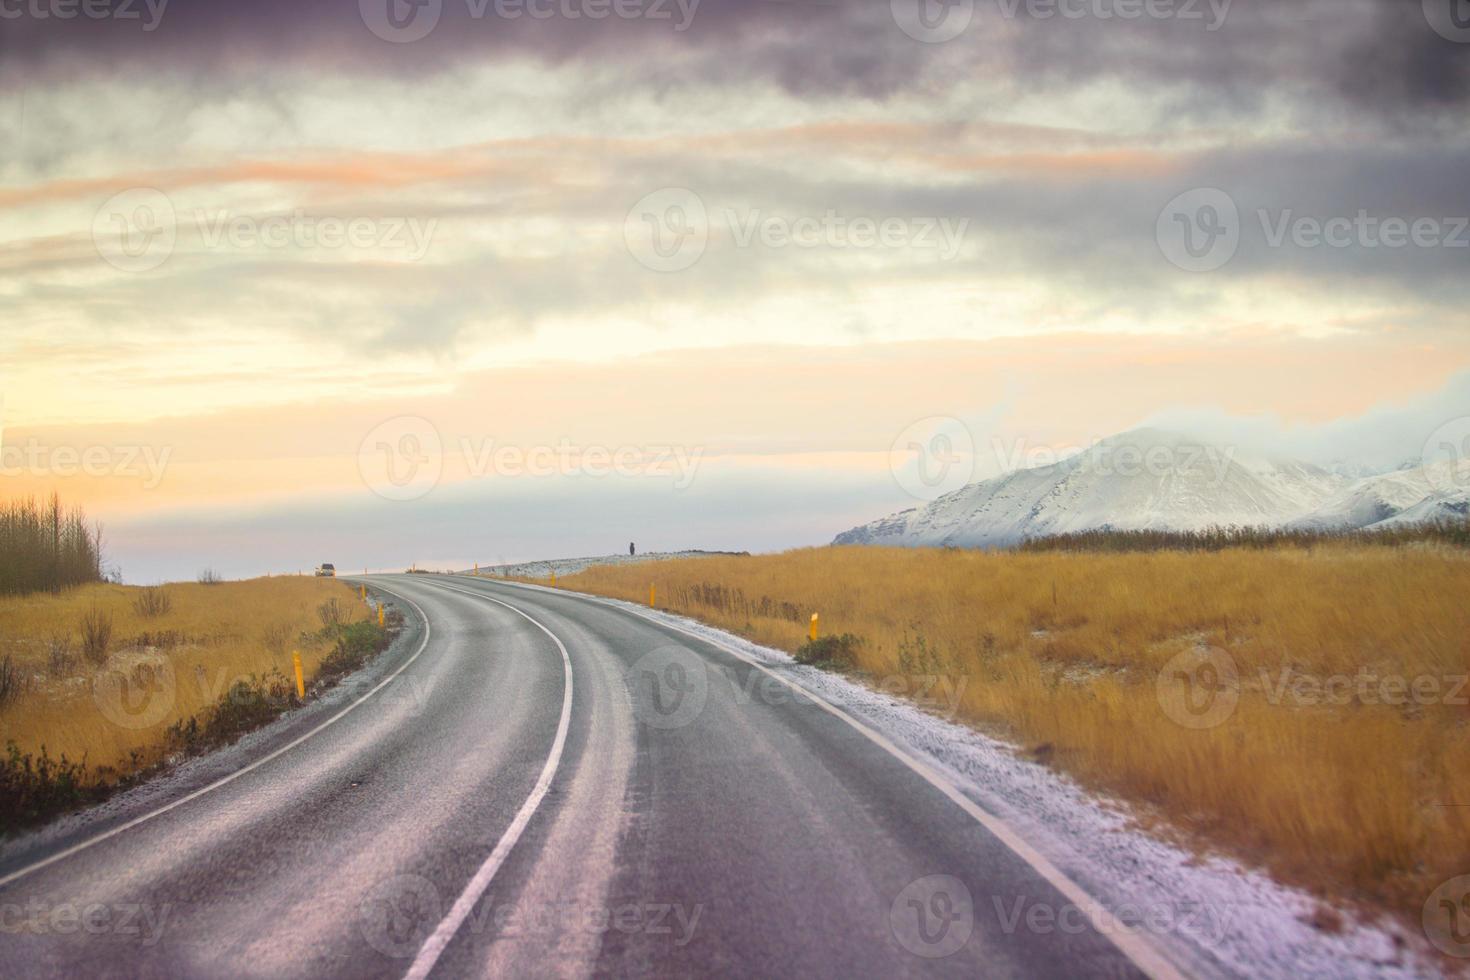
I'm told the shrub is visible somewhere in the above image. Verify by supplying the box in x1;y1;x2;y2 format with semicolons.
317;621;389;684
0;742;104;832
131;587;172;618
197;568;223;586
166;670;298;757
262;622;293;657
0;656;27;707
794;633;863;670
79;606;113;665
317;598;345;630
47;635;78;677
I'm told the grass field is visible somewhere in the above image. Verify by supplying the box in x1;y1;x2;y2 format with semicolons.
556;544;1470;922
0;576;376;780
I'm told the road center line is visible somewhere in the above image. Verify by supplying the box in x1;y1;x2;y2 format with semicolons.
401;581;575;980
0;582;434;891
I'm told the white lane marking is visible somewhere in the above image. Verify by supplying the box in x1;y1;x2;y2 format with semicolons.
454;576;1186;980
0;581;435;891
401;582;574;980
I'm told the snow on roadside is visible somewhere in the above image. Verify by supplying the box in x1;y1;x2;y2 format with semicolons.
551;584;1437;980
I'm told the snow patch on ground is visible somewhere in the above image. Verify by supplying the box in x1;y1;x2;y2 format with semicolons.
458;550;745;579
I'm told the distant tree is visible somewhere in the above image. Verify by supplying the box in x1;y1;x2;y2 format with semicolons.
629;542;636;556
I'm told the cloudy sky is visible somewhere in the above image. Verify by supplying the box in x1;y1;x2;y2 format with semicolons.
1;0;1467;580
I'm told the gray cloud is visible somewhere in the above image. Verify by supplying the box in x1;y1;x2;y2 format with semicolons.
2;0;1465;120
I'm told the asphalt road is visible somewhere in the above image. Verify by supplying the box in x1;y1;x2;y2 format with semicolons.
0;574;1175;979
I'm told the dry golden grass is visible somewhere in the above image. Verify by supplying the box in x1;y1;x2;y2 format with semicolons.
0;576;373;777
559;545;1470;919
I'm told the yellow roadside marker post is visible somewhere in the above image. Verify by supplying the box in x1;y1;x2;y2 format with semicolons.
809;614;820;642
378;604;385;628
292;651;305;700
650;585;656;608
550;572;556;587
360;584;367;601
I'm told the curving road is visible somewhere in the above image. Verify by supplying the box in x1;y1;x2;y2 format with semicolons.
0;574;1177;978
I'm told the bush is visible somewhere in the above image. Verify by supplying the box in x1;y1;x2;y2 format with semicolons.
261;622;293;657
47;635;78;677
317;621;389;684
0;656;27;707
79;606;113;665
166;669;298;758
0;742;105;832
794;633;863;670
317;598;345;630
197;568;223;585
131;587;172;618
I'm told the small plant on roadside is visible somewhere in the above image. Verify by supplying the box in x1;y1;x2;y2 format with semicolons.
0;742;104;832
197;568;223;586
131;586;173;618
795;633;863;670
78;605;114;665
317;621;389;684
261;622;293;657
317;597;345;630
0;656;28;707
897;625;948;675
47;635;78;677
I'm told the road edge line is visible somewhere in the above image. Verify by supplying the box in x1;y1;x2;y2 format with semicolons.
0;581;434;891
456;576;1187;980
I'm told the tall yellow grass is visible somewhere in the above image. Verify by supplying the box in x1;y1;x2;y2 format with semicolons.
559;545;1470;918
0;577;372;776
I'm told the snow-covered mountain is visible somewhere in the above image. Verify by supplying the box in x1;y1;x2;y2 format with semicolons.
1290;459;1470;531
835;428;1469;548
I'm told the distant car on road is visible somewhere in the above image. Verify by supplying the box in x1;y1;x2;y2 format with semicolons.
315;563;336;577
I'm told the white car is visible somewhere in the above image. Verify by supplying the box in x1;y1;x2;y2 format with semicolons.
315;563;336;577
